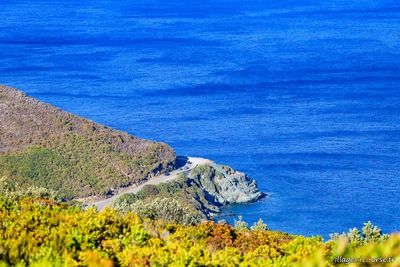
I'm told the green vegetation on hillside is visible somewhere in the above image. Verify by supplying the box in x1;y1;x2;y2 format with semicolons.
113;165;238;224
0;196;399;267
0;86;176;199
113;172;210;224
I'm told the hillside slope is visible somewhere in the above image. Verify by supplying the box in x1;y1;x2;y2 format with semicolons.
0;85;176;199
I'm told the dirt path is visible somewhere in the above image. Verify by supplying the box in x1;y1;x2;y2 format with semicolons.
86;157;211;210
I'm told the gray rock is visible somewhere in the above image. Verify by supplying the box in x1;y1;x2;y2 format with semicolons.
188;161;265;207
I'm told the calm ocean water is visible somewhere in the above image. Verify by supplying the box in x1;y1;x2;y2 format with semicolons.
1;0;399;237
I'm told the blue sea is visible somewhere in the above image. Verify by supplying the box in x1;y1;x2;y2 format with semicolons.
1;0;399;237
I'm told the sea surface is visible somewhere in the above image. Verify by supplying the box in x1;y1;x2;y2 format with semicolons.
1;0;399;237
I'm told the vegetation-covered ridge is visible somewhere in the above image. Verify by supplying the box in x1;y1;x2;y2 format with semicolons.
0;85;176;199
0;196;399;267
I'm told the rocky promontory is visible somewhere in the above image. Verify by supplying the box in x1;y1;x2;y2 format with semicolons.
192;161;265;205
0;85;265;222
113;158;265;223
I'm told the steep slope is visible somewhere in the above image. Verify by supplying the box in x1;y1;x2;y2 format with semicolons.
0;85;176;199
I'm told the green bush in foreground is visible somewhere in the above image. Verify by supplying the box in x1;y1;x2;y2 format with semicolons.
112;170;221;224
0;195;399;267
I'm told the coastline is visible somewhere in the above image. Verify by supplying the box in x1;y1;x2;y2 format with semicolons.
109;157;266;222
1;85;265;221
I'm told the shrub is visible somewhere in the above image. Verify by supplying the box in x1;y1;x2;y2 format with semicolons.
329;221;389;245
251;218;268;231
233;216;249;230
114;197;202;225
0;196;398;267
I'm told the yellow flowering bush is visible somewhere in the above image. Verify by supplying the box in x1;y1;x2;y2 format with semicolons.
0;196;398;267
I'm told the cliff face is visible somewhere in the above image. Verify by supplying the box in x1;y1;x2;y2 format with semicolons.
0;85;176;199
185;163;265;218
190;163;264;205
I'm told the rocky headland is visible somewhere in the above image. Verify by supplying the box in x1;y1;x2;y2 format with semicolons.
0;85;264;222
112;157;265;223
